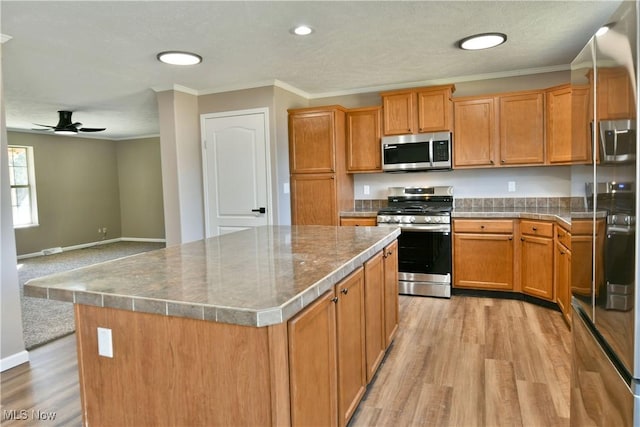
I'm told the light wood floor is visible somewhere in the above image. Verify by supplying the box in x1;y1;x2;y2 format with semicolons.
1;295;570;427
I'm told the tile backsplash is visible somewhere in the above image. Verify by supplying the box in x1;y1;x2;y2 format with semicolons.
353;197;585;211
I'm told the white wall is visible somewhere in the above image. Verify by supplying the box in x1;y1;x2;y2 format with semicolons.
1;60;28;370
353;166;576;199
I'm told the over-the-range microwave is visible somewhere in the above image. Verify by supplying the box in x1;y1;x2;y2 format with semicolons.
381;132;452;172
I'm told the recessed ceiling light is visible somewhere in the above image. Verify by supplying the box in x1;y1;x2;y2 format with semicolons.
291;25;313;36
157;51;202;65
458;33;507;50
596;25;610;37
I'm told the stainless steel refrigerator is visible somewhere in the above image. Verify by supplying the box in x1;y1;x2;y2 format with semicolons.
570;1;640;425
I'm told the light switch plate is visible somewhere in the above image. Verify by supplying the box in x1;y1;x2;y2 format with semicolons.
97;327;113;358
363;185;370;195
283;183;290;194
508;181;516;192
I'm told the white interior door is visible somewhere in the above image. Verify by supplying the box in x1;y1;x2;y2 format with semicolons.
201;108;271;237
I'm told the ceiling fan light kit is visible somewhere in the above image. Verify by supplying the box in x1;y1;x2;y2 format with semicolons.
33;110;106;134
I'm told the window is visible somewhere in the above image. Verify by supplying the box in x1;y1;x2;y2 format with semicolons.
8;145;38;227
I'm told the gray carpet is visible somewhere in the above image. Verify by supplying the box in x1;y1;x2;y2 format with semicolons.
18;241;165;349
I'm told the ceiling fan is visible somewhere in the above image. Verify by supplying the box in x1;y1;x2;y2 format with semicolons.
33;110;106;134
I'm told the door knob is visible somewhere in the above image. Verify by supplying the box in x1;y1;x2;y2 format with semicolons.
251;207;266;214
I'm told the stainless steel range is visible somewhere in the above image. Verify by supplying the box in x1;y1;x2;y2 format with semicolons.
377;186;453;298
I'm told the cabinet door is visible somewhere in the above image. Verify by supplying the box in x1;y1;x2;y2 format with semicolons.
417;87;453;132
521;235;554;300
499;92;544;165
453;233;514;290
288;290;338;427
598;67;635;120
382;92;415;135
340;217;377;227
546;85;573;164
383;240;399;347
346;107;382;172
364;251;385;383
453;97;496;167
571;85;592;164
289;111;336;173
290;174;337;225
335;268;367;427
554;240;571;325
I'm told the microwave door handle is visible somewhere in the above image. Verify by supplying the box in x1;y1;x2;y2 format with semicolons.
428;140;434;167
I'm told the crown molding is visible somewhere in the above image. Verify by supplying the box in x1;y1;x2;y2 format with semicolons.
151;84;199;95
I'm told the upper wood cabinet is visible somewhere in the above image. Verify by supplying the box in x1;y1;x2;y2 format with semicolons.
346;107;382;173
289;106;345;174
453;97;496;167
499;92;545;165
596;67;636;120
546;84;591;165
289;106;354;225
381;85;454;136
453;91;544;168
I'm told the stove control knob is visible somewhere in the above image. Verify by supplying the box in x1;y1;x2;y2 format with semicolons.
410;217;415;223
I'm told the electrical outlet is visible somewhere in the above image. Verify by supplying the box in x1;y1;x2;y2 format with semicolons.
97;327;113;358
508;181;516;192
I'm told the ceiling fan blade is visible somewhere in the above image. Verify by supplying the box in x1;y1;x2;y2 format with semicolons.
71;122;83;128
78;127;106;132
33;123;56;129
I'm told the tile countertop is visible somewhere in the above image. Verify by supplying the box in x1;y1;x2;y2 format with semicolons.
451;207;607;229
24;225;400;328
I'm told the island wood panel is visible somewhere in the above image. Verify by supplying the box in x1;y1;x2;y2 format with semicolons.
364;251;386;383
74;304;289;427
340;217;377;227
288;290;338;427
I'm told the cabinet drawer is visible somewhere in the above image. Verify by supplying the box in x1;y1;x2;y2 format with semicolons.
453;219;514;233
556;225;571;250
520;220;553;238
340;217;377;227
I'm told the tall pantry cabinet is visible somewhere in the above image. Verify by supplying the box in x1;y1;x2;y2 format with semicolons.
289;106;354;225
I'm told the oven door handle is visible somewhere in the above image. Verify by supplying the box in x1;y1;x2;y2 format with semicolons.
378;223;451;233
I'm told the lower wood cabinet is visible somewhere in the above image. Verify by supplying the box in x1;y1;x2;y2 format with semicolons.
383;240;399;346
288;290;338;427
288;243;398;427
453;220;515;290
340;216;377;227
364;252;386;383
520;220;554;301
554;226;572;325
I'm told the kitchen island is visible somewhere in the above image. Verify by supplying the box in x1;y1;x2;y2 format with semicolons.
24;225;400;427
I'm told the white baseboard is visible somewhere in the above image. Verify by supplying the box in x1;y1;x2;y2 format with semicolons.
0;350;29;372
17;237;166;260
121;237;166;243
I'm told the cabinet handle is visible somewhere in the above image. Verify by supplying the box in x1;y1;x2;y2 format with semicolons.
521;237;525;241
480;225;485;229
490;160;495;165
532;227;538;231
341;288;349;295
508;236;513;240
331;297;338;304
561;251;565;255
501;159;505;164
387;250;393;256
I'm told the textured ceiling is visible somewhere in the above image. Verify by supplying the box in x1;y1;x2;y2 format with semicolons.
1;1;622;140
